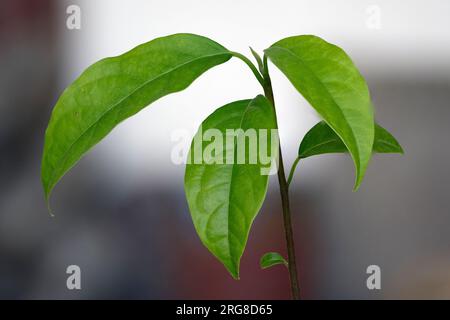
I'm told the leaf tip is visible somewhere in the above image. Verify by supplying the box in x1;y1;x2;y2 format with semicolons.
352;170;364;192
228;266;240;280
44;192;55;218
221;258;240;280
47;203;55;218
42;178;55;217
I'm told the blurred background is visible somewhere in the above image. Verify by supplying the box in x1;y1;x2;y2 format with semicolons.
0;0;449;299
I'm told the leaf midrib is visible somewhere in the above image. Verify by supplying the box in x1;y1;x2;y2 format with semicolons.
300;137;342;158
224;100;253;268
376;139;401;151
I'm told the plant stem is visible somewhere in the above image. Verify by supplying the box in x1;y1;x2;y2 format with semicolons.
237;51;301;299
262;62;301;300
231;52;265;87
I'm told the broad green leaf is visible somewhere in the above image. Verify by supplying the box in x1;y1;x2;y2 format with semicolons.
184;95;278;279
299;121;404;159
287;121;403;186
260;252;288;269
265;35;375;190
42;33;231;200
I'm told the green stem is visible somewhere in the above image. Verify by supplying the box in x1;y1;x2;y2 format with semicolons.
287;157;301;186
237;51;301;299
231;51;265;87
262;62;301;300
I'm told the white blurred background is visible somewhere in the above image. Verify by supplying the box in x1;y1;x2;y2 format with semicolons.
0;0;449;299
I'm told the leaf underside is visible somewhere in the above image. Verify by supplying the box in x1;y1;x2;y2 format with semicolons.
41;33;231;201
260;252;288;269
265;35;375;190
299;121;403;159
184;95;277;279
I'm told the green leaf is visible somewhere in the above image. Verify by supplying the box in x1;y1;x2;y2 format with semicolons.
260;252;288;269
372;124;404;154
184;95;278;279
287;121;403;186
299;121;404;159
265;35;375;190
249;47;264;74
41;33;231;201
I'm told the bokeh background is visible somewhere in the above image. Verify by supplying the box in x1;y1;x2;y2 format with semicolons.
1;0;449;299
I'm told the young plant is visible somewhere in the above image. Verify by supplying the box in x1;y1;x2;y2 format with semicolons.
41;33;403;299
